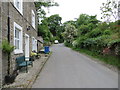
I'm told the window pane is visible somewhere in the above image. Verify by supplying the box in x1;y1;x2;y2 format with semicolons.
17;40;19;49
15;27;20;49
15;28;19;39
32;11;35;28
15;40;17;49
32;38;35;51
17;2;20;9
16;0;20;9
15;39;19;49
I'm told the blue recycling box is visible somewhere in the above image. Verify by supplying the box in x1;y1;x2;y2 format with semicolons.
44;46;50;54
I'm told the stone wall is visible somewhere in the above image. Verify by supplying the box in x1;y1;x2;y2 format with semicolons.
0;1;2;87
2;2;37;84
37;37;44;51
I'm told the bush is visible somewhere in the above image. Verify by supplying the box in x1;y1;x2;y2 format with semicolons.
2;40;14;54
115;45;120;56
103;29;112;35
74;36;87;48
63;24;77;45
78;25;89;35
86;28;103;38
81;35;110;53
107;39;120;56
83;38;96;49
64;41;72;47
43;41;51;46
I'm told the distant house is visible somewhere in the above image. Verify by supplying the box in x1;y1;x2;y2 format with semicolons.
37;36;44;51
0;1;38;84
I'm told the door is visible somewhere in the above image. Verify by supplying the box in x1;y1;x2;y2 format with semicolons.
25;34;29;61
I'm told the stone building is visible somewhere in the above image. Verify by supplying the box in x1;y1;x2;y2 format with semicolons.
1;1;38;84
37;36;44;52
0;1;2;87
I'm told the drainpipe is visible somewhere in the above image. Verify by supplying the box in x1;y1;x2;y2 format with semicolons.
7;1;10;75
8;2;10;43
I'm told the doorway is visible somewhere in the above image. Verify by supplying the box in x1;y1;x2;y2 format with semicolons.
25;34;29;60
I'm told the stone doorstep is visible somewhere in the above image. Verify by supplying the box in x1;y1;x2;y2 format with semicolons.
3;54;51;88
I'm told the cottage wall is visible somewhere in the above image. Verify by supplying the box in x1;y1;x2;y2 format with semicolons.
0;1;2;87
1;2;37;84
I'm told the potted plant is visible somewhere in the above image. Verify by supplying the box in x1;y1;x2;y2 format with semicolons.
2;39;16;84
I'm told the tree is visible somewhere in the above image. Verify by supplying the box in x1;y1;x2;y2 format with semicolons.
63;24;77;46
38;14;64;43
76;14;99;27
47;14;65;42
76;14;90;27
76;14;99;36
35;0;59;19
100;0;119;22
47;14;62;36
63;20;77;28
38;18;53;41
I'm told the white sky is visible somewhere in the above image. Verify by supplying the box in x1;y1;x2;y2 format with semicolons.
46;0;107;23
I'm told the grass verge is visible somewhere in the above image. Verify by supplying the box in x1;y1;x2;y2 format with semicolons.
71;47;120;68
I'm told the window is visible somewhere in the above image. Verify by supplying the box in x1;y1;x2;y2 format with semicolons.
32;38;34;51
32;37;37;52
32;10;35;29
14;0;23;14
34;40;37;52
15;28;20;49
14;22;23;54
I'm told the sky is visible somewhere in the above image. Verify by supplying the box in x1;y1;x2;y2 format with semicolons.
46;0;107;23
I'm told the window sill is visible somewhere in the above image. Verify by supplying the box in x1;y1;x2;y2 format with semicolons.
32;25;36;30
14;50;23;54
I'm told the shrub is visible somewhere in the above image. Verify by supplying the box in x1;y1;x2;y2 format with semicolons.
103;29;112;35
78;25;89;35
86;28;103;38
63;24;77;45
64;41;72;47
83;38;96;49
75;36;87;48
115;45;120;56
2;40;14;54
2;40;14;75
43;41;51;46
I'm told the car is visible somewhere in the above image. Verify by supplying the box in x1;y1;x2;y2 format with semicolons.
54;40;59;44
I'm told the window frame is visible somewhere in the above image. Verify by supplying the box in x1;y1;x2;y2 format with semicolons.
31;10;35;29
14;22;23;54
14;0;23;15
32;37;37;52
32;37;35;51
34;39;37;52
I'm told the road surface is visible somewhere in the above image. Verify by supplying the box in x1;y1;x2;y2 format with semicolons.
32;44;118;88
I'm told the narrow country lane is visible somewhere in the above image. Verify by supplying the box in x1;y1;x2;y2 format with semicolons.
32;44;118;88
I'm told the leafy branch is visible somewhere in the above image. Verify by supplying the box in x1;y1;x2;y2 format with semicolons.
100;0;119;22
34;0;59;19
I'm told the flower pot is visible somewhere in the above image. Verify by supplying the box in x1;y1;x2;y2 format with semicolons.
5;70;18;84
5;74;16;84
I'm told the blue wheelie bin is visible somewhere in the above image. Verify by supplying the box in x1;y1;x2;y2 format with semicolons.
44;46;50;54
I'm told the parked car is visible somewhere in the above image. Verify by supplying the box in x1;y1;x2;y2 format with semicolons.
54;40;59;44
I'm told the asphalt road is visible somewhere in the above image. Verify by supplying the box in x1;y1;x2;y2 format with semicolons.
32;44;118;88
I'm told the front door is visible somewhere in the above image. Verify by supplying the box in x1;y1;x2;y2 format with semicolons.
25;34;29;60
